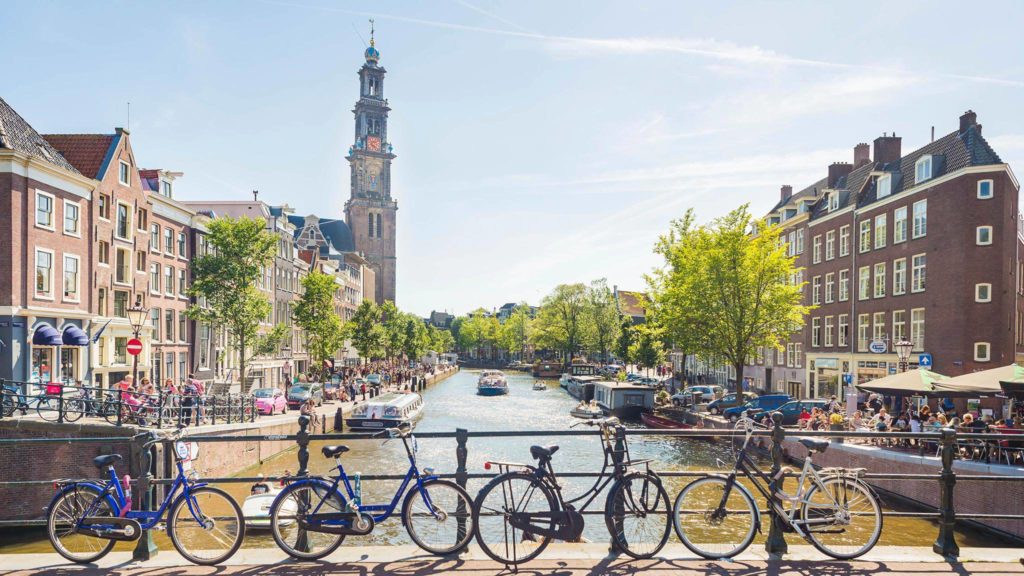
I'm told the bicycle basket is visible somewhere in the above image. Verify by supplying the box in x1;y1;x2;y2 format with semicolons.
45;383;63;395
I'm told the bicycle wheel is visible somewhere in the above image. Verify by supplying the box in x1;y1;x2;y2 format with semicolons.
604;471;671;559
167;486;245;565
673;476;757;559
472;472;556;566
47;484;117;563
3;390;18;417
102;402;123;425
63;399;85;423
402;478;474;555
270;481;347;560
802;476;882;559
37;396;59;422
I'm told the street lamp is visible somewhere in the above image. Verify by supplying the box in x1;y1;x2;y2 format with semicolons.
126;296;148;385
894;339;914;373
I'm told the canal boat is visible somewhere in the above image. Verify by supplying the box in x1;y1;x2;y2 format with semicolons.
533;362;562;379
532;381;546;391
640;411;691;429
477;370;509;396
242;477;296;530
570;400;604;419
346;392;425;430
592;381;656;420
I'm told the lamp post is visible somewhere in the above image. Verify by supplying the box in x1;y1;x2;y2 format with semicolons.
894;339;914;373
126;297;149;384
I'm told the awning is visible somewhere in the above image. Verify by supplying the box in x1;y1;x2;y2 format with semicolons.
32;325;62;346
855;368;948;397
932;364;1019;397
61;325;90;346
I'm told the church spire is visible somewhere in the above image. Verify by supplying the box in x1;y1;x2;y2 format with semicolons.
364;19;380;64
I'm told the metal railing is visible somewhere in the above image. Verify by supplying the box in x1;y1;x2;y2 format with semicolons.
1;416;1023;562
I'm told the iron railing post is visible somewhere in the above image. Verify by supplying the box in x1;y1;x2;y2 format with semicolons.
132;435;158;561
56;383;65;424
157;386;164;429
455;427;469;543
116;393;123;427
295;414;312;553
765;411;788;556
0;378;5;420
933;427;960;557
250;395;256;422
609;424;628;552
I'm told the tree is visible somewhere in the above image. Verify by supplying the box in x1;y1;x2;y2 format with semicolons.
457;309;499;359
430;326;455;353
533;283;591;362
402;316;430;361
378;301;408;360
346;300;385;361
650;205;810;403
586;279;621;363
498;303;533;360
615;317;635;365
186;216;277;386
294;271;347;378
629;323;666;377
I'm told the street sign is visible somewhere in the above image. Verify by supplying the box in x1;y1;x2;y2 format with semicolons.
843;373;852;386
126;338;143;356
919;353;933;368
868;340;888;354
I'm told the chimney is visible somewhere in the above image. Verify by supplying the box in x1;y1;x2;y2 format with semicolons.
873;133;902;165
252;189;259;202
827;162;852;188
960;110;980;135
853;143;871;168
780;185;793;202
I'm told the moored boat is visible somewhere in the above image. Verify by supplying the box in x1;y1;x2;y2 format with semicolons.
346;392;425;430
533;362;562;378
532;381;546;391
242;478;296;530
640;411;691;429
477;370;509;396
592;381;656;420
570;400;603;419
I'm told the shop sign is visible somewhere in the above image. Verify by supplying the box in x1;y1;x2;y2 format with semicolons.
868;340;888;354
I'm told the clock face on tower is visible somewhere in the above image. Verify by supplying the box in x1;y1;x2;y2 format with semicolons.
367;136;381;152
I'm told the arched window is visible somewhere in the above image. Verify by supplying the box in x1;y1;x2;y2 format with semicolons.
368;213;374;237
376;214;382;238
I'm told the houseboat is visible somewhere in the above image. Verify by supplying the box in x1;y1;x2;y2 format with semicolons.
346;392;424;430
592;381;656;420
565;375;602;402
477;370;509;396
533;362;562;379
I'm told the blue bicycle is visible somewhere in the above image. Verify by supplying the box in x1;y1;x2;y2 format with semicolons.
45;428;245;565
269;422;474;559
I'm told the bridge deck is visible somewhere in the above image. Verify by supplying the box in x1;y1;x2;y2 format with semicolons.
2;544;1022;575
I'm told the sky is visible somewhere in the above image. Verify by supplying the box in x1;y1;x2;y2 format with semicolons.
5;1;1024;317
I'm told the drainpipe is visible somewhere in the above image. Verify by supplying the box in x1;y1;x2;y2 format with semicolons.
849;208;858;399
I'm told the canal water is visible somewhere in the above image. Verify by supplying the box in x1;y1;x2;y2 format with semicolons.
0;369;1009;554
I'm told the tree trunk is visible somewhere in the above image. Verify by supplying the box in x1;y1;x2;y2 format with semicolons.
732;360;745;408
239;331;247;394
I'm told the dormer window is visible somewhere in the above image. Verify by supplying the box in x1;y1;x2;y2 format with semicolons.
161;179;172;197
877;174;892;198
915;155;932;184
828;193;839;212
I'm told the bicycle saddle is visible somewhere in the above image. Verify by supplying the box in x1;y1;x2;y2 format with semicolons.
322;445;350;458
798;438;830;453
93;454;122;468
530;445;559;460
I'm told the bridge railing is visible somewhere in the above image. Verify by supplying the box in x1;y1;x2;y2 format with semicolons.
0;417;1021;561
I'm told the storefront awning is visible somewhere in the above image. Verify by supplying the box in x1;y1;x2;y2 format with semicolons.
855;368;948;397
32;325;62;346
61;325;90;346
932;364;1018;397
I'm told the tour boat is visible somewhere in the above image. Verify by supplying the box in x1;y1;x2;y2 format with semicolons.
592;381;656;420
477;370;509;396
570;401;604;419
242;478;296;530
532;381;546;391
346;392;424;430
533;362;562;379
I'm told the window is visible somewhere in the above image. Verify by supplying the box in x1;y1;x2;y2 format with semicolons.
912;200;927;238
35;192;54;229
786;231;795;256
377;214;382;238
838;314;849;347
150;308;161;341
915;155;932;183
839;269;849;301
873;312;886;344
825;230;835;260
976;283;992;303
119;160;131;185
893;310;906;342
164;266;174;296
63;255;79;300
976;226;993;245
63;201;80;235
99;240;110;265
839;225;850;256
136;250;146;272
368;213;374;237
161;179;172;197
874;262;886;298
858;266;870;300
137;208;147;231
829;193;839;212
894;206;907;243
165;309;175;342
911;254;926;293
115;248;130;284
812;235;822;264
178;269;187;295
795;229;804;254
115;203;131;240
114;337;128;365
177;232;187;257
893;258;907;295
974;342;991;362
98;194;110;220
812;318;821;347
35;249;53;297
164;229;173;253
824;316;834;347
859;220;871;253
178;313;186;342
151;224;160;251
858;314;870;352
178;352;187;377
114;290;128;318
825;273;835;303
150;263;160;293
874;214;887;249
98;288;107;316
978;179;994;199
794;344;802;368
786;343;794;367
877;174;892;198
812;276;821;305
911;308;925;351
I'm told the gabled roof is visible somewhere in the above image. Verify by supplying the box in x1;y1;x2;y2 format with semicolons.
42;134;118;180
0;97;80;174
769;177;826;214
288;214;355;259
616;290;649;318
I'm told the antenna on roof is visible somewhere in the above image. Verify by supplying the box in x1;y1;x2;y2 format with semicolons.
127;102;131;132
253;190;259;202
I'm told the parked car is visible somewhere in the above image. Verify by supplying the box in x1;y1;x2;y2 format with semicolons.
366;374;382;387
671;385;724;407
752;399;829;426
287;383;324;409
722;394;792;422
706;392;758;415
252;387;287;415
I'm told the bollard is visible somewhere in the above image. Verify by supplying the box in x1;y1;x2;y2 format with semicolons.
933;427;960;557
57;383;65;424
132;436;158;561
116;395;124;427
334;407;344;432
765;412;788;556
455;428;469;544
295;414;312;554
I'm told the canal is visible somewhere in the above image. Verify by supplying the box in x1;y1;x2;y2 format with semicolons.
0;369;1010;554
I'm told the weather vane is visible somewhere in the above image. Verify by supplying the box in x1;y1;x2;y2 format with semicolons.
369;18;375;47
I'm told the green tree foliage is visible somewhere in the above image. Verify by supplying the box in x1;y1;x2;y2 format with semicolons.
186;216;277;385
498;303;533;360
402;316;430;361
429;326;455;353
456;309;499;356
615;316;635;365
586;279;620;363
346;300;385;360
650;205;810;401
533;283;591;362
629;323;666;377
379;301;407;359
294;271;346;377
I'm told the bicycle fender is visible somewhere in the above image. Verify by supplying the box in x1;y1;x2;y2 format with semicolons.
48;482;121;517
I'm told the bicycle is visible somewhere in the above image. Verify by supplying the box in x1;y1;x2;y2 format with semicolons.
471;417;670;568
672;413;883;560
269;420;475;560
103;393;160;427
1;382;55;419
45;427;245;565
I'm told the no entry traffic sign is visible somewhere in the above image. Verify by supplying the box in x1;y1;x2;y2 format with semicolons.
127;338;143;356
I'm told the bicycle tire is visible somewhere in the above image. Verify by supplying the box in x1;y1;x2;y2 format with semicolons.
672;476;757;559
167;486;245;565
102;401;122;425
802;476;882;559
604;471;671;559
472;471;557;566
270;480;347;560
402;478;475;555
37;396;59;422
46;484;118;563
63;399;85;423
2;390;17;417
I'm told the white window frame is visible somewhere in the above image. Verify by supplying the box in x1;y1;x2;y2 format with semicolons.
877;174;892;198
839;225;850;257
839;269;849;302
874;213;887;249
98;193;111;222
893;258;907;295
62;253;81;302
62;199;81;237
893;310;906;342
974;342;991;363
812;276;821;305
812;235;822;264
114;247;132;286
795;229;804;254
35;248;55;300
874;262;886;298
911;253;927;293
976;283;992;303
977;179;994;199
829;193;839;212
119;160;131;186
859;220;871;253
825;230;835;261
838;314;849;347
150;224;161;253
976;225;993;246
912;199;927;239
825;272;835;303
164;265;175;297
115;201;132;241
857;314;870;352
915;155;933;184
150;263;161;294
98;240;110;267
177;232;188;258
35;190;56;231
178;269;187;297
873;312;886;343
894;206;908;243
858;266;870;301
911;308;925;352
812;317;821;348
824;315;834;347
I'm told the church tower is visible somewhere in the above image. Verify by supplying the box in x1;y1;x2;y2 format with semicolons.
345;21;397;304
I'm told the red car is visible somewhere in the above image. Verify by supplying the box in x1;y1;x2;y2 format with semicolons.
253;387;287;415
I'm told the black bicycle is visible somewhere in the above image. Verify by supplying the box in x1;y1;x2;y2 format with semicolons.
471;417;670;567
